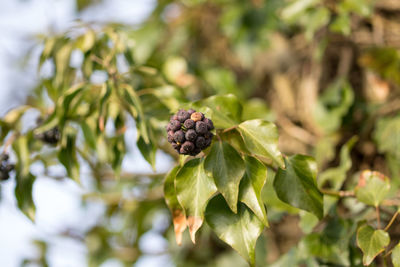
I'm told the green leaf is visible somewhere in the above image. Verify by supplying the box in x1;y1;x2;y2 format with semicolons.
176;158;217;243
164;166;187;245
242;98;274;122
13;135;36;221
81;119;97;150
355;170;390;207
238;119;284;168
204;141;245;213
221;129;251;155
196;94;243;129
318;136;358;190
330;14;351;35
58;131;80;183
281;0;319;22
15;172;36;222
357;224;389;266
374;115;400;160
300;217;354;266
76;29;96;52
203;68;240;96
2;105;30;125
54;42;73;88
239;156;269;226
299;211;318;234
392;242;400;267
205;194;264;266
129;21;163;64
137;136;156;170
313;79;354;134
121;84;149;144
274;155;323;219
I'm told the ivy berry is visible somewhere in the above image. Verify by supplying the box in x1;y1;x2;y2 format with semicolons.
0;153;15;181
166;109;214;156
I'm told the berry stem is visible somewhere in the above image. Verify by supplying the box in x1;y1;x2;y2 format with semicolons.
222;125;238;133
384;210;398;232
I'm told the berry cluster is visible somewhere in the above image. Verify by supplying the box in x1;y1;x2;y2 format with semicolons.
166;109;214;156
0;154;14;181
36;127;61;145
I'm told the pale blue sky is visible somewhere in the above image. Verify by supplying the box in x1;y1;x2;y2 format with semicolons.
0;1;174;266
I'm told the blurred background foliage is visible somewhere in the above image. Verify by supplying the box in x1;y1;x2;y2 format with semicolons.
3;0;400;266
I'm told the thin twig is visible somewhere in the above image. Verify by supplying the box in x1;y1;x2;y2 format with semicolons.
384;211;399;232
320;189;355;197
376;206;381;229
222;125;238;133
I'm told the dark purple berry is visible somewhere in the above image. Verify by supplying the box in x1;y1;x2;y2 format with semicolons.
180;141;195;154
171;142;181;151
177;109;190;122
203;118;214;130
5;164;14;172
185;129;197;142
195;121;208;135
188;109;196;115
167;131;175;143
205;136;213;147
171;115;178;121
174;130;185;143
195;136;207;149
184;119;195;129
190;147;202;156
0;171;9;181
170;120;181;131
0;154;9;162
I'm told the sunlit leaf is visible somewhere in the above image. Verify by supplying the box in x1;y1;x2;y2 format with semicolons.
239;156;269;226
357;224;389;266
355;170;390;207
238;119;284;168
164;166;187;245
205;141;245;213
175;158;217;243
58;131;80;183
195;94;243;129
392;242;400;267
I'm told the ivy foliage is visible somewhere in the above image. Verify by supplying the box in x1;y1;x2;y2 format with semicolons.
2;0;400;266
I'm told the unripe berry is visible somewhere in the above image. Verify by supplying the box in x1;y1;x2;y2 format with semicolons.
190;112;204;122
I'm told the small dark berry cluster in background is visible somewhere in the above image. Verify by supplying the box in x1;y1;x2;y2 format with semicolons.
36;127;61;145
0;154;15;181
166;109;214;156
